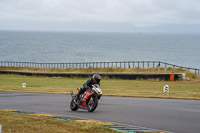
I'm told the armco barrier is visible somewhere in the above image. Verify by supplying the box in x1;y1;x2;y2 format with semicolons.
0;71;185;81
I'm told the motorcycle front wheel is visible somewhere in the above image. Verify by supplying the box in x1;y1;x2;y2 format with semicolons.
87;97;98;112
70;99;78;111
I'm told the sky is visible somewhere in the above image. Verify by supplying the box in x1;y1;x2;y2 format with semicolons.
0;0;200;33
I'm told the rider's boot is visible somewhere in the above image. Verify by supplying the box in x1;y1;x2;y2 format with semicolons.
75;95;81;105
75;93;82;105
75;88;84;105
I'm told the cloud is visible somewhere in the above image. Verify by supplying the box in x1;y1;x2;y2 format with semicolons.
0;0;200;28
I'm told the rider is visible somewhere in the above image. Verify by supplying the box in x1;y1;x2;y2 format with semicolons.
75;74;101;103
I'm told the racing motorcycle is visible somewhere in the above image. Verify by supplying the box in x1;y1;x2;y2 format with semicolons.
70;84;102;112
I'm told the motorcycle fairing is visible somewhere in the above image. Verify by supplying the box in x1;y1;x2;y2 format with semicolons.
78;89;93;108
82;89;93;100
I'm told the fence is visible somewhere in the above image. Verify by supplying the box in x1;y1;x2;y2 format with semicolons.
0;61;199;74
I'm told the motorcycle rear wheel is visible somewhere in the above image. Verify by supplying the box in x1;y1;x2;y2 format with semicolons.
70;99;78;111
87;97;98;112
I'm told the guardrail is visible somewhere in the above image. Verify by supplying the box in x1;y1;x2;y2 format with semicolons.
0;71;185;81
0;61;199;74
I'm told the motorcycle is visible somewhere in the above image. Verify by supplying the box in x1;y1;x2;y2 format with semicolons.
70;84;102;112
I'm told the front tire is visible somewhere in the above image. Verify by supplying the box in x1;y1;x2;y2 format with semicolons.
87;97;98;112
70;99;78;111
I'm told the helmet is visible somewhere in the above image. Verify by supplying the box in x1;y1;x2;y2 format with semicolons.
92;74;101;83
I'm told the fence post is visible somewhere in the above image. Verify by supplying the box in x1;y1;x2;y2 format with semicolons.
158;61;160;68
143;61;144;68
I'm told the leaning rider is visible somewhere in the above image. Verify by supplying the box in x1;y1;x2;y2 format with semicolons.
76;74;101;104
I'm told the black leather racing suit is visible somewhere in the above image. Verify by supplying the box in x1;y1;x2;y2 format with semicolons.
77;78;100;97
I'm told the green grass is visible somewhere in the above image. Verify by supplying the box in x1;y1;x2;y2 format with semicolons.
0;74;200;100
0;111;117;133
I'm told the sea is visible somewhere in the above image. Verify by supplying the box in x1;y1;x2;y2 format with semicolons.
0;30;199;69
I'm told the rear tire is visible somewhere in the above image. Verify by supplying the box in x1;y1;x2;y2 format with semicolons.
87;97;98;112
70;99;78;111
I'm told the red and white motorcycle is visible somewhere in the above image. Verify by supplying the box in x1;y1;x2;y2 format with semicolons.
70;84;102;112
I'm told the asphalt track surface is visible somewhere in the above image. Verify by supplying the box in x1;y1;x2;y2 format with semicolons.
0;91;200;133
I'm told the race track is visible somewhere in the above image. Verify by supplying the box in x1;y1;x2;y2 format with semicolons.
0;91;200;133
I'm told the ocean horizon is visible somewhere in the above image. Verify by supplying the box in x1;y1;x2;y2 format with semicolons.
0;30;199;69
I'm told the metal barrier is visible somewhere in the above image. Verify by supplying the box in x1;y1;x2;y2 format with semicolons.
0;61;199;74
0;71;185;81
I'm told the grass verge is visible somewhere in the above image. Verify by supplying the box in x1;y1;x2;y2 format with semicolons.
0;74;200;100
0;66;198;80
0;111;117;133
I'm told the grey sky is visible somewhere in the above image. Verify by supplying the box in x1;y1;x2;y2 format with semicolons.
0;0;200;32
